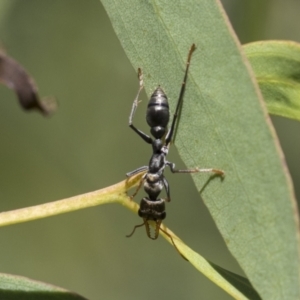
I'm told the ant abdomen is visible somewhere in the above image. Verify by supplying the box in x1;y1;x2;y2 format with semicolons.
146;87;169;139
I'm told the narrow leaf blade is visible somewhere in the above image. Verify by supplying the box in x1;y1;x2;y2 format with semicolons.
0;273;87;300
100;1;300;299
244;40;300;121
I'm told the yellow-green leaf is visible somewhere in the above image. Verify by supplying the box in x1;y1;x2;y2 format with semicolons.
244;40;300;121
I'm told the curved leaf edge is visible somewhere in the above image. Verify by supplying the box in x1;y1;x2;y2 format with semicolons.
0;272;87;299
243;40;300;121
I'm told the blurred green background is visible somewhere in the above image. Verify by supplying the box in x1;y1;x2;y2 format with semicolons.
0;1;299;299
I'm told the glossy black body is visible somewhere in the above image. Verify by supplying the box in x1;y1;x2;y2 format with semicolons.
127;45;197;243
126;45;223;257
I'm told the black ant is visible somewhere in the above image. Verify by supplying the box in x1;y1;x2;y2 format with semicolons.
126;44;224;258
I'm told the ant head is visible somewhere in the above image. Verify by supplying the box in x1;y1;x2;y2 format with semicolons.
138;197;166;220
126;196;165;241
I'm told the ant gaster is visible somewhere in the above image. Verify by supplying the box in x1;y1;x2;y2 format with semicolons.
126;44;224;258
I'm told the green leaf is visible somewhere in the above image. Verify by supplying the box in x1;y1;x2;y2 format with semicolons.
244;40;300;121
100;0;300;299
208;263;261;300
0;273;87;300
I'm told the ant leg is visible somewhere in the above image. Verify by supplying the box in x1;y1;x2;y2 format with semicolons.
162;176;171;202
129;175;146;199
129;68;152;144
126;221;145;237
126;166;148;177
129;68;143;124
159;226;188;261
167;162;224;176
196;168;224;176
165;44;196;146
